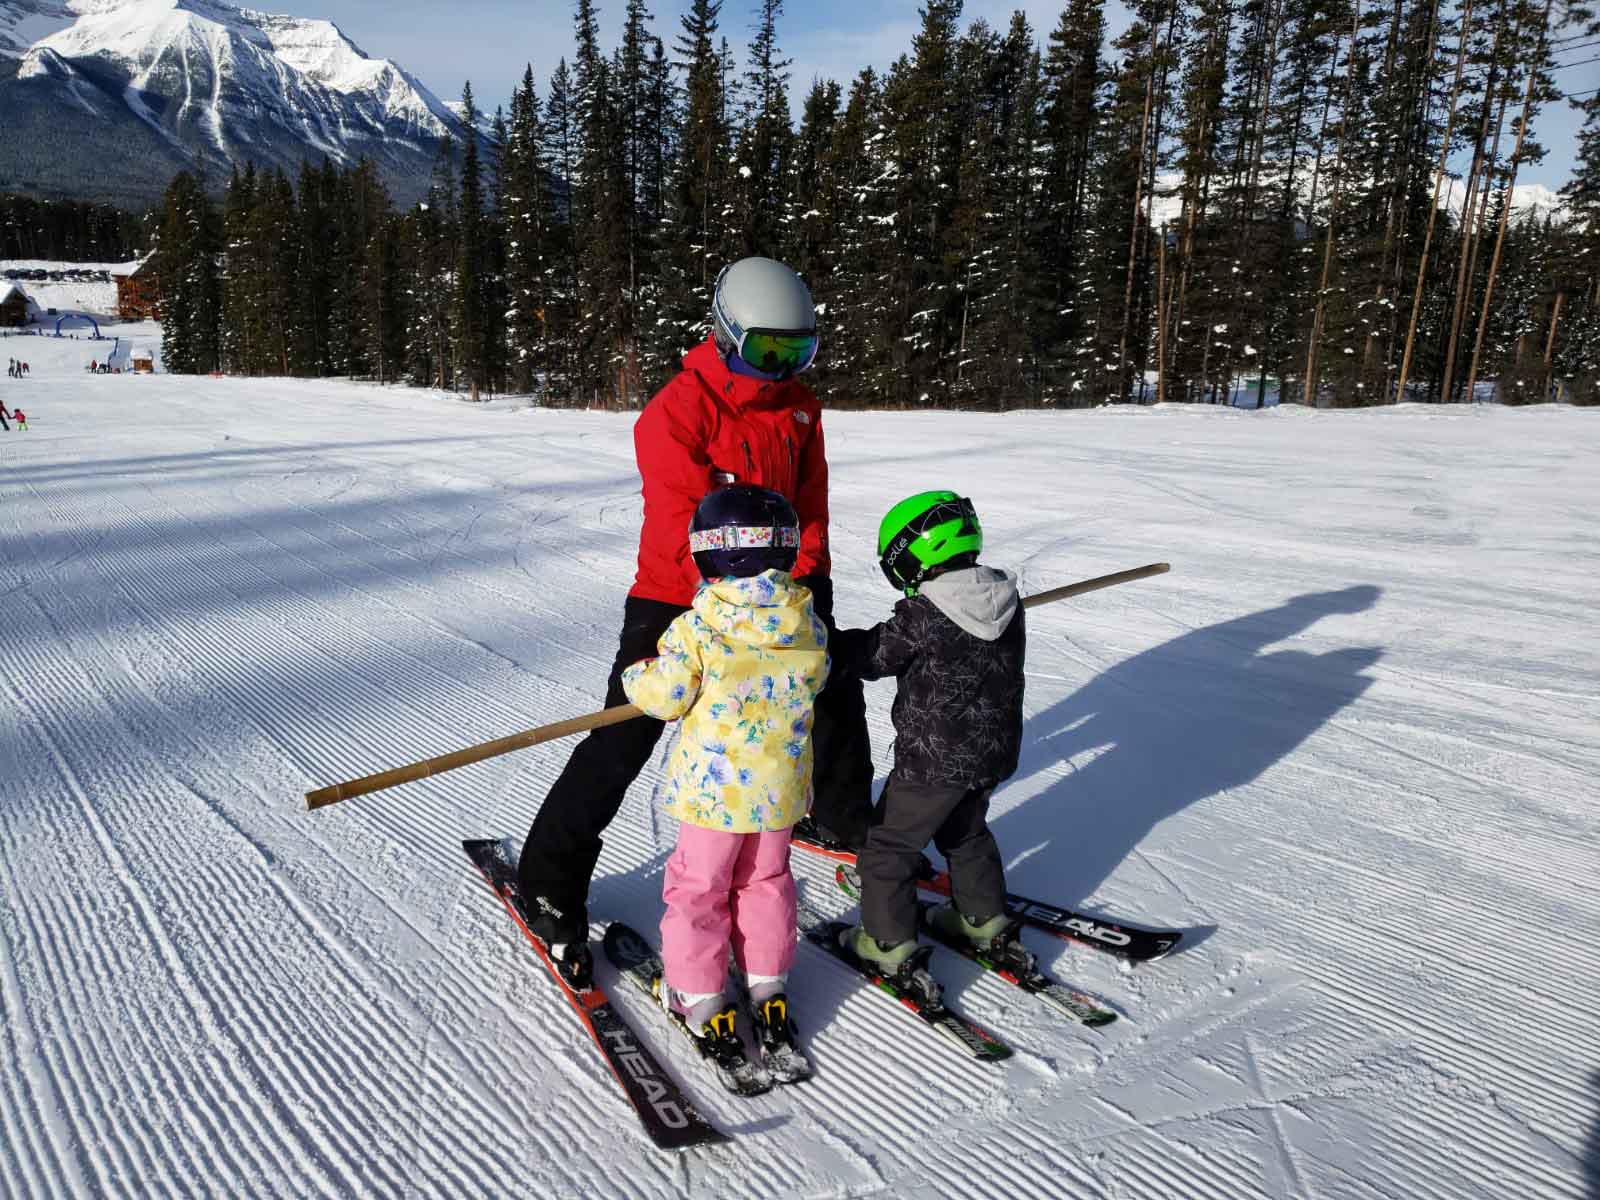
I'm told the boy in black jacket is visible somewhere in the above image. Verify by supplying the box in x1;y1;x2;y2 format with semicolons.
832;491;1032;990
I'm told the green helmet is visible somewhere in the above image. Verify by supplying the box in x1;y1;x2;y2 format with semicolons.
877;491;983;594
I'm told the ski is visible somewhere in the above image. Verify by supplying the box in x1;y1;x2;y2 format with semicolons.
462;840;727;1150
798;905;1012;1064
602;923;774;1097
791;831;1182;963
833;865;1117;1028
918;902;1119;1026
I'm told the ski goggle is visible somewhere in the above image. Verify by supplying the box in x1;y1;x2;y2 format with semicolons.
734;330;820;376
689;524;800;554
713;280;819;376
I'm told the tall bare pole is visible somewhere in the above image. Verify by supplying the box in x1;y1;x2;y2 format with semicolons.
1463;0;1551;405
1541;289;1564;399
1302;0;1363;407
1367;0;1443;386
1440;4;1508;400
1118;11;1164;401
1395;0;1476;403
1157;223;1169;403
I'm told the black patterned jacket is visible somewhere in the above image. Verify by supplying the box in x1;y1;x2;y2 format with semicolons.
833;566;1025;791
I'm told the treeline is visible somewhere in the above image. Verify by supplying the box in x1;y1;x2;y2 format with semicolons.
153;0;1600;407
0;193;145;263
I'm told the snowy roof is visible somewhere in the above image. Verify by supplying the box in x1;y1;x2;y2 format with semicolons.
0;281;26;304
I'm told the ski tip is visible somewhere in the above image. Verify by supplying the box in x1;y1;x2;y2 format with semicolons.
462;837;516;865
602;922;659;971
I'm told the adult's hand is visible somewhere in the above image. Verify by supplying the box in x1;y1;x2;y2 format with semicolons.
796;573;834;627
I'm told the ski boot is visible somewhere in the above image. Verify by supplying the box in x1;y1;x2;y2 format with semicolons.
523;895;593;988
655;982;773;1096
791;814;861;855
746;980;814;1084
925;905;1037;975
843;927;944;1008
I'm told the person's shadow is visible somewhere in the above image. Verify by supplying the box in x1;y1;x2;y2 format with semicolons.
1587;1069;1600;1198
988;585;1383;913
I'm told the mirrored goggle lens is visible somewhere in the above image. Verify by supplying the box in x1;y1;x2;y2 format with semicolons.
739;331;818;375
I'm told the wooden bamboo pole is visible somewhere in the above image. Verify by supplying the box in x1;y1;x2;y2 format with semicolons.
304;562;1173;810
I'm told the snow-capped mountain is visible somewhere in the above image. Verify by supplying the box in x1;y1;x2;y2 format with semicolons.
0;0;471;206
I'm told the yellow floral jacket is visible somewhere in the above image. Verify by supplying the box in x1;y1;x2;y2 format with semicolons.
622;570;830;833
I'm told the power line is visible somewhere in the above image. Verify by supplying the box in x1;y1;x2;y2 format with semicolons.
1551;54;1600;69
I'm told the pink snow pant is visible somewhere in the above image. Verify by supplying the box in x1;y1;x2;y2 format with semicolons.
660;824;797;995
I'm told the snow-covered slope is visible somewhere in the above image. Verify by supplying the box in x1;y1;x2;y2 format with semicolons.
0;0;467;205
0;360;1596;1197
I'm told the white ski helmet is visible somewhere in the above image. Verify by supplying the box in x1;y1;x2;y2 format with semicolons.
712;257;819;377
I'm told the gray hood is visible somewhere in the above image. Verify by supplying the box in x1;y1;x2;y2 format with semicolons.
921;566;1020;642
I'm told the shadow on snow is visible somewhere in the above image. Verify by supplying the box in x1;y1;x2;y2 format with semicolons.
988;585;1384;921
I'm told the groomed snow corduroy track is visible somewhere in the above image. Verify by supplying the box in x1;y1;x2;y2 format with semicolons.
2;341;1597;1198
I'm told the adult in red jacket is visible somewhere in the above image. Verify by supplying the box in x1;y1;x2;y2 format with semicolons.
517;258;874;947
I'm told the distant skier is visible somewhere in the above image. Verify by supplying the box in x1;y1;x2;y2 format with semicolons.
0;399;9;431
11;407;24;431
620;484;824;1074
515;256;874;955
832;491;1034;995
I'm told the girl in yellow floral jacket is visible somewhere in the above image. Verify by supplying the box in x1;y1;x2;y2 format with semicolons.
622;485;828;1068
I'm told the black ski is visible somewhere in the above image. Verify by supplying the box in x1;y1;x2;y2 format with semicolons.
462;840;727;1150
798;905;1012;1064
602;923;773;1097
833;865;1117;1027
791;832;1182;963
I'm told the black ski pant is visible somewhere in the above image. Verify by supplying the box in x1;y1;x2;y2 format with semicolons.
518;595;682;922
858;775;1006;946
518;587;876;922
796;574;874;849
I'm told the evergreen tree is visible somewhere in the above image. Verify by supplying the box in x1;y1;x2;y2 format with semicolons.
664;0;737;359
456;83;490;399
221;163;260;374
1038;0;1106;404
735;0;795;254
503;66;552;395
543;59;581;398
155;170;222;374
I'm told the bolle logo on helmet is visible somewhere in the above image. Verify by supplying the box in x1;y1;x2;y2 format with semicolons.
793;411;811;425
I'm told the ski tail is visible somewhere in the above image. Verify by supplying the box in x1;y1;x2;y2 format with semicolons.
602;923;773;1097
463;840;727;1150
792;832;1183;963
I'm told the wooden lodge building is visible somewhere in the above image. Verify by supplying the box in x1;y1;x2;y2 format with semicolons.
0;282;29;327
114;260;161;320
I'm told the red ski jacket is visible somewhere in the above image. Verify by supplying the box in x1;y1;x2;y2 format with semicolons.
631;336;830;606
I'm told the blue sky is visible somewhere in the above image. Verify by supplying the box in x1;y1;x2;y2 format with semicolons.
279;0;1583;188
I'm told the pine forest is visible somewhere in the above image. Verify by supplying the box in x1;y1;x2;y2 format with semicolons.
148;0;1600;408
